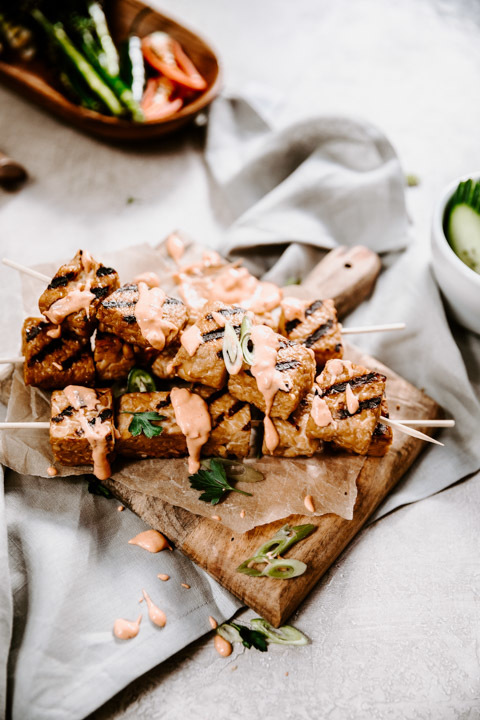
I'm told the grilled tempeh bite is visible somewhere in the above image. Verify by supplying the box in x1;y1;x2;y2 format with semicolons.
97;283;187;348
22;317;94;389
151;343;179;381
261;393;320;457
195;385;251;458
170;302;246;389
367;398;393;457
39;250;119;339
280;297;343;367
117;391;188;458
307;359;386;455
50;387;115;468
94;331;135;383
228;338;316;419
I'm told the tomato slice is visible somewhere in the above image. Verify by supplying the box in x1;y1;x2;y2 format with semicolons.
140;77;183;121
141;32;207;91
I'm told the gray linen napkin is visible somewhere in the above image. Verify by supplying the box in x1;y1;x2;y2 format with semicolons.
205;94;480;521
2;95;479;720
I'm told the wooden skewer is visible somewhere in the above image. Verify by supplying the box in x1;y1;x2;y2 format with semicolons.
0;422;50;429
380;416;444;446
341;323;406;335
2;258;50;283
393;419;455;428
0;357;24;364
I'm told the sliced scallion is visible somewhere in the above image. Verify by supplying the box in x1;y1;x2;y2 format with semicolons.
250;618;309;645
222;321;243;374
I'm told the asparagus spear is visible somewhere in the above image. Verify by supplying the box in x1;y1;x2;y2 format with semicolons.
31;8;125;117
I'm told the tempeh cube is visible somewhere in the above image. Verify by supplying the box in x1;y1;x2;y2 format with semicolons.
39;250;119;339
151;342;180;381
50;387;115;467
367;398;393;457
22;317;94;390
262;393;320;457
307;359;386;455
116;392;187;458
280;297;343;367
170;302;246;389
195;385;251;458
94;331;135;382
228;338;316;419
97;284;187;348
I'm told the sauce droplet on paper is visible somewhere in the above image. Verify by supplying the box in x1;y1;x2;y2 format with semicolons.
157;573;170;581
47;466;58;477
209;616;218;630
214;634;232;657
113;614;142;640
117;505;124;512
142;589;167;627
304;495;315;513
128;530;170;553
181;583;190;589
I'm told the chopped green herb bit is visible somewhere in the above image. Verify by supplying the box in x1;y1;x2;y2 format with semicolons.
189;458;253;505
87;479;113;498
406;173;420;187
122;411;166;438
217;618;308;651
127;367;156;393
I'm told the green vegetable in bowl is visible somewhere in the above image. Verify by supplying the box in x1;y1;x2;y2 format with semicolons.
444;179;480;274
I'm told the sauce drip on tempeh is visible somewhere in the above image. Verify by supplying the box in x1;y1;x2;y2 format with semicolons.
134;282;177;350
63;385;112;480
170;387;211;473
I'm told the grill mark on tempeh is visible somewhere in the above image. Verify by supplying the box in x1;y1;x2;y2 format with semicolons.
202;328;225;343
48;272;76;289
28;338;64;365
91;286;109;299
164;297;182;305
25;322;48;342
205;306;243;321
304;320;333;348
275;360;300;371
96;266;116;277
116;284;138;293
123;315;137;324
373;421;389;436
203;388;227;405
102;299;136;309
61;350;85;371
156;398;171;409
321;372;384;396
285;319;301;334
51;406;74;422
242;421;251;432
227;400;246;417
305;299;323;316
337;396;382;419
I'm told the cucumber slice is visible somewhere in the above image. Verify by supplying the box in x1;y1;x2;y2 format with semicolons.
445;179;480;274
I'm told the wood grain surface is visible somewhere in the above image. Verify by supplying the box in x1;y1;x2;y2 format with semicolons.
103;346;440;626
282;245;381;318
0;0;221;141
101;245;440;626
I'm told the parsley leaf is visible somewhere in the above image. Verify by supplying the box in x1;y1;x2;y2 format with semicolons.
229;623;268;652
88;479;113;498
122;411;166;438
188;458;253;505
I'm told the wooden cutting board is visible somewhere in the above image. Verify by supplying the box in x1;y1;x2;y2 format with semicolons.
102;246;441;626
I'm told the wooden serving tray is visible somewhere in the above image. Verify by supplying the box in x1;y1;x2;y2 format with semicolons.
0;0;221;141
99;245;440;627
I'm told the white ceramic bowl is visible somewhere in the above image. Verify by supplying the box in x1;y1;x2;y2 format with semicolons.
431;172;480;335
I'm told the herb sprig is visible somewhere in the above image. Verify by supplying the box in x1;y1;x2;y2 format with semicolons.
122;411;166;438
189;458;253;505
